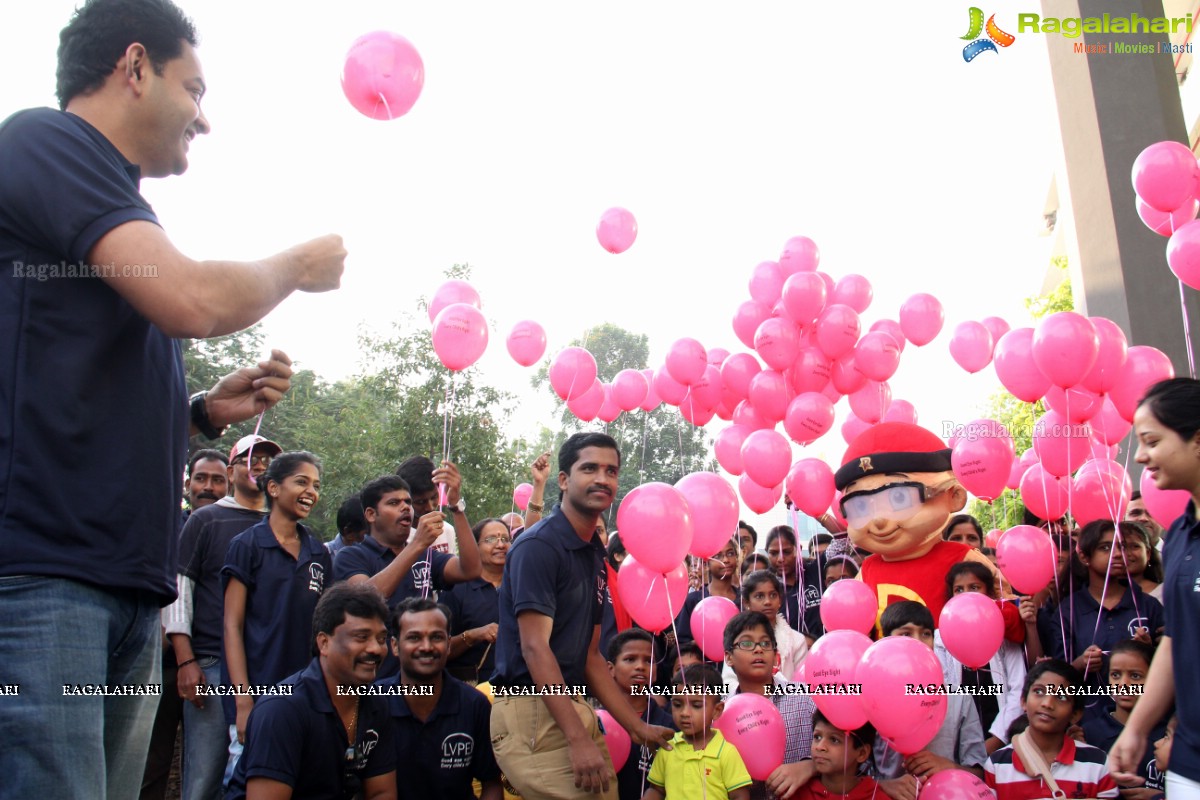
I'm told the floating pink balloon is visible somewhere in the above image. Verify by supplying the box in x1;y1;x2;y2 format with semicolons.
831;274;873;314
714;424;752;476
949;321;994;374
815;304;862;360
512;483;533;510
849;380;892;425
985;528;1003;549
1020;464;1071;521
869;319;907;354
431;303;488;371
1005;454;1028;491
732;400;773;431
805;630;871;730
755;317;801;371
741;429;792;488
1033;409;1092;477
784;392;834;446
778;235;820;275
713;693;787;780
883;706;948;756
980;317;1011;352
939;593;1003;668
690;596;740;662
567;379;604;422
733;301;772;349
738;474;783;514
1131;139;1199;212
653;366;688;406
841;414;872;446
678;395;716;427
786;459;835;518
1139;468;1192;527
505;320;546;367
951;420;1014;503
993;328;1052;403
996;525;1057;594
639;369;662;412
666;338;708;386
596;207;638;254
1138;195;1200;237
899;293;944;346
618;483;694;574
830;354;868;395
676;472;739;558
708;347;731;367
616;556;689;633
341;31;424;120
821;581;878;634
688;365;724;411
721;352;762;399
1167;218;1200;290
612;369;649;412
883;399;918;425
1032;312;1100;389
594;709;631;772
597;384;622;423
1044;385;1103;424
858;636;945;739
749;261;785;305
428;280;482;322
1090;397;1132;446
919;769;994;800
748;370;790;423
1071;460;1131;526
548;348;598;402
1110;346;1175;421
781;272;827;325
853;331;901;382
1081;317;1128;395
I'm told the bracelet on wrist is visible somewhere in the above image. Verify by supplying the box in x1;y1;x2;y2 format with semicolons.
527;501;544;513
177;658;197;668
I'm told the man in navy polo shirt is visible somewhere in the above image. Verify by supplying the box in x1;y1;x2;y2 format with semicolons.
228;581;396;800
379;596;502;799
334;476;480;659
0;1;346;796
490;432;674;800
396;456;483;593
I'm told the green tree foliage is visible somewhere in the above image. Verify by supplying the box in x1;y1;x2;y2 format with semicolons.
530;323;716;523
967;257;1074;529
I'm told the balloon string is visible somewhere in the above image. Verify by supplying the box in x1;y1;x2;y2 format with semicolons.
1180;280;1197;379
241;409;267;467
377;92;393;120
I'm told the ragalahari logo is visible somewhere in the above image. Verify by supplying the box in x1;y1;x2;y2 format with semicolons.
962;8;1015;61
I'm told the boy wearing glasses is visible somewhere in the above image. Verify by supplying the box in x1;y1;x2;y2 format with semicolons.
724;611;815;799
834;423;995;626
984;661;1119;800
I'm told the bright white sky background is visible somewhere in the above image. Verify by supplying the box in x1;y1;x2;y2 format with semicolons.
3;3;1079;530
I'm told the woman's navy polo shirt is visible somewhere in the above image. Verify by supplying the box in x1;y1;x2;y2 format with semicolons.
1163;502;1200;781
442;577;500;681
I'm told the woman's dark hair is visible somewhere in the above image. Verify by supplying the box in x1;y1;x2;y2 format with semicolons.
945;561;996;600
741;569;784;598
1109;638;1155;671
258;451;322;510
471;517;507;541
1138;378;1200;442
765;525;798;550
943;514;983;541
56;0;198;108
606;531;627;570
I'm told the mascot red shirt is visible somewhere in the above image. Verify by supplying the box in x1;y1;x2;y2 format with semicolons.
835;422;994;626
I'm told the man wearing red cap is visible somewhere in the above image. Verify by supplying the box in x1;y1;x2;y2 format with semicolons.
835;422;994;626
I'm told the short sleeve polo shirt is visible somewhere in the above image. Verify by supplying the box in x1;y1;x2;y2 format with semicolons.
333;535;453;608
442;578;500;680
1163;502;1200;781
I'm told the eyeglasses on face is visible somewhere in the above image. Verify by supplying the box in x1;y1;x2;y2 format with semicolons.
233;454;272;466
839;480;953;527
732;639;776;652
481;535;512;546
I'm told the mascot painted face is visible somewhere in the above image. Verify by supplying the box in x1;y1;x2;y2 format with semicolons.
835;422;992;625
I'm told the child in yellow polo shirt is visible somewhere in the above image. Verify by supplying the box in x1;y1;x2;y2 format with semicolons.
642;665;751;800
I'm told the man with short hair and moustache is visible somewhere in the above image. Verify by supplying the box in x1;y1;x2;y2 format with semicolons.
379;597;502;799
1126;491;1165;550
184;449;229;517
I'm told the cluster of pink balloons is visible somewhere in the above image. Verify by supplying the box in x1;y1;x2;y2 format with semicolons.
341;31;424;120
1132;141;1200;289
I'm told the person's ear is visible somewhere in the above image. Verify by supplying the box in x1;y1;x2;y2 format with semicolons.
316;631;332;657
712;700;725;721
948;483;968;513
123;43;148;85
363;506;378;525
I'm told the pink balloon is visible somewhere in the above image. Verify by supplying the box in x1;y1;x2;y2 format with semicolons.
755;317;802;371
1071;460;1131;526
815;304;862;360
831;354;868;395
1088;439;1119;463
786;459;836;518
980;317;1011;352
994;328;1052;403
748;370;790;423
596;207;638;254
1139;468;1192;527
594;709;631;772
714;424;752;475
708;347;731;368
841;414;872;446
597;384;622;423
567;379;604;422
1005;454;1028;491
780;272;828;325
612;369;649;412
996;525;1057;594
549;347;598;401
741;429;792;489
854;331;902;382
676;472;740;559
733;301;772;350
713;693;786;780
784;392;835;446
1044;385;1103;424
1020;464;1071;521
341;31;424;120
738;474;783;514
1131;140;1199;212
431;303;489;371
689;365;725;410
949;321;994;374
616;556;689;633
858;636;946;739
831;274;874;314
778;235;820;275
820;581;878;634
1033;409;1092;477
690;596;740;663
985;528;1003;549
805;630;871;730
506;320;547;367
788;348;832;394
1081;317;1129;394
653;366;689;406
815;271;835;297
732;400;773;431
848;380;892;425
721;352;762;400
951;420;1014;503
639;369;662;412
899;293;945;346
1137;195;1200;237
1109;346;1175;422
884;399;918;425
1168;218;1200;290
919;769;994;800
820;381;843;405
1033;312;1100;389
666;338;708;386
617;483;694;574
939;593;1004;668
679;395;716;427
869;319;907;354
429;280;482;322
882;706;948;756
512;483;533;510
749;261;785;306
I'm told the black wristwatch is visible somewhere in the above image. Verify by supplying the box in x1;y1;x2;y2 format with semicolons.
189;391;226;440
